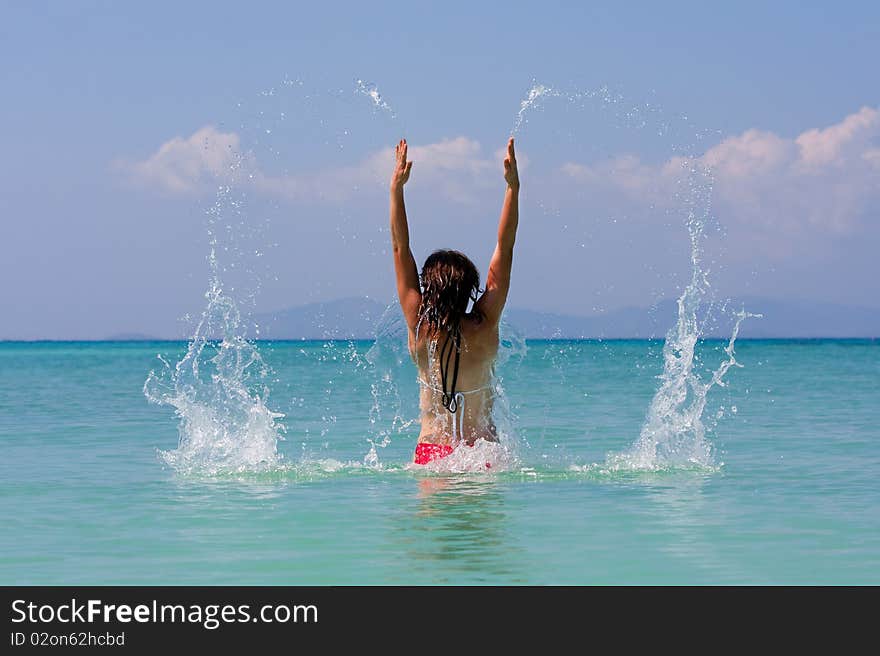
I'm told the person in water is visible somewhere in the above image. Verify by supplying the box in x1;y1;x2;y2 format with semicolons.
389;137;520;465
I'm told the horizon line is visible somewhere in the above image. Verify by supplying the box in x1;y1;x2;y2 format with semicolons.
2;336;877;344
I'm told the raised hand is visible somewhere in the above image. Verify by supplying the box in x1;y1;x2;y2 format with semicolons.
476;137;520;325
391;139;414;192
503;137;519;191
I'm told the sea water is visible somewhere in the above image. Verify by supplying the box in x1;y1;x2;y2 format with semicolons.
1;338;878;584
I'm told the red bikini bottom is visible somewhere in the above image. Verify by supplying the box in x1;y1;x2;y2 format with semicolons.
413;442;491;468
413;442;454;465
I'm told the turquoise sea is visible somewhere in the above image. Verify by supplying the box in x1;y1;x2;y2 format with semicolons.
1;338;878;584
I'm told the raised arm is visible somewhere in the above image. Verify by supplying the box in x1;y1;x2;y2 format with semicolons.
389;139;421;330
475;137;520;325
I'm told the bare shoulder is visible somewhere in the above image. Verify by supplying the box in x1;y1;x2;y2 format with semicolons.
462;313;500;348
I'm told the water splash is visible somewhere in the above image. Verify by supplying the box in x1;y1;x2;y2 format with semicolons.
412;438;519;474
355;79;396;118
511;80;713;157
509;81;758;472
606;164;760;471
144;184;285;475
363;303;418;466
513;83;558;134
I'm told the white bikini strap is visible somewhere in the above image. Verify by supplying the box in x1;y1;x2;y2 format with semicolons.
453;391;465;443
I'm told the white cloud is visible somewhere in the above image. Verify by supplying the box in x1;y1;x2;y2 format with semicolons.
127;109;878;244
256;136;513;204
561;154;675;204
122;126;242;193
562;106;880;237
705;106;879;234
795;106;878;168
124;130;511;204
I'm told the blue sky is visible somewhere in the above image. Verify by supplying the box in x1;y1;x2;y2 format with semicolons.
2;1;879;338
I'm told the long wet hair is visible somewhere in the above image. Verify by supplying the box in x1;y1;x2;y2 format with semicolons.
418;250;482;413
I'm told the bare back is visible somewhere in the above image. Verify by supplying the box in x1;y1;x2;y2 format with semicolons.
409;316;500;446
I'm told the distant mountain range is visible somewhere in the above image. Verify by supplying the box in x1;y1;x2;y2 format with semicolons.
248;296;880;340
